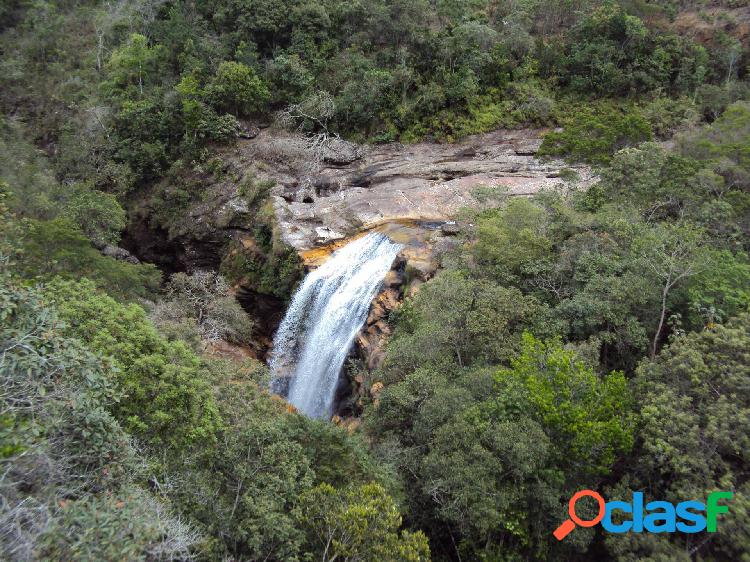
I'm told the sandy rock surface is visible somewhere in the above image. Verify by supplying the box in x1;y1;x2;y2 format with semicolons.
233;128;593;250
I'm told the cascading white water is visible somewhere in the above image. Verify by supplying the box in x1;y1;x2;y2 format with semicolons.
269;232;402;418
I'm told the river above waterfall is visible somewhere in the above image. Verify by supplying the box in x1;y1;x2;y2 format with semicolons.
269;232;403;418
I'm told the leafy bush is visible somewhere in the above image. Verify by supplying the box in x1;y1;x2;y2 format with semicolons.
17;218;161;301
46;278;222;449
296;483;430;562
494;333;634;475
168;364;402;561
0;276;188;560
220;224;303;302
557;4;707;97
539;103;652;165
206;61;270;116
153;271;253;345
58;182;127;245
383;269;559;379
38;490;200;562
472;198;553;283
606;314;750;560
642;96;700;139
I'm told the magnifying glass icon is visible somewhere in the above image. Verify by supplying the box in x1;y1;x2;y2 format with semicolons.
553;490;606;540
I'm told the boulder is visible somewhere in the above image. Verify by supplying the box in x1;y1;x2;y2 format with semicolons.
406;258;437;281
440;221;460;235
238;125;260;139
315;226;346;244
382;269;403;288
101;244;140;264
323;138;361;166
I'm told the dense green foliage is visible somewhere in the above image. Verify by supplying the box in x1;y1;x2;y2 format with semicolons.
362;98;750;558
538;102;653;164
604;314;750;561
0;165;421;560
0;273;195;561
2;0;750;560
0;268;424;560
2;0;747;196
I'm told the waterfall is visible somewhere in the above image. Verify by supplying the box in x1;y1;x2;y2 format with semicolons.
270;233;402;418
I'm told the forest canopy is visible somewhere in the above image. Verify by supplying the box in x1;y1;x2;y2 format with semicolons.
1;0;750;561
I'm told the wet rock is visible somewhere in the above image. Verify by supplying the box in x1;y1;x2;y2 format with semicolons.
379;288;400;310
355;268;405;375
235;286;287;360
366;288;399;326
382;269;403;288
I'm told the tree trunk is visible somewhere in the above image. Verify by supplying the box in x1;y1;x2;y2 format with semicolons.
652;283;670;360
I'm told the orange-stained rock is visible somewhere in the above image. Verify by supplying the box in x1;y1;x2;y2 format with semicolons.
407;279;424;298
366;302;386;326
300;232;367;268
205;339;259;361
382;269;403;288
370;381;384;397
341;418;361;433
270;394;299;415
380;287;400;307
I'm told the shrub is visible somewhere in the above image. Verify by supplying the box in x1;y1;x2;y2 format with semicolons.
38;490;200;561
296;483;430;562
206;61;270;116
17;218;161;301
539;103;652;165
58;182;127;245
46;278;222;449
642;96;700;139
0;276;147;559
154;271;253;345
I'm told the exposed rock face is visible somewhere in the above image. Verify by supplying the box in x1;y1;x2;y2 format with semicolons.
126;126;594;403
234;286;286;357
231;128;593;398
672;6;750;45
232;128;594;251
341;230;440;416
